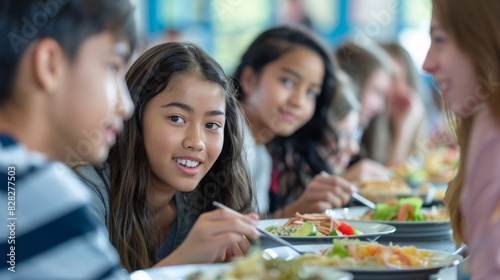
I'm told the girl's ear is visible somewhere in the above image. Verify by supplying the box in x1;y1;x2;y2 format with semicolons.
239;66;257;97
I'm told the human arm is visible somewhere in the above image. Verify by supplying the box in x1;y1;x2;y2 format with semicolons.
154;209;259;266
342;159;391;183
273;173;355;218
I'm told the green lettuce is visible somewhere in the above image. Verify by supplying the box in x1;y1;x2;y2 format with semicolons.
372;203;399;220
371;197;424;221
326;239;351;258
399;197;424;221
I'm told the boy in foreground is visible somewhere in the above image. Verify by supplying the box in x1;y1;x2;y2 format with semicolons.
0;0;137;278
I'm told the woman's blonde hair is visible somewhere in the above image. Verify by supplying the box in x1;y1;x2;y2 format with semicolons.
432;0;500;245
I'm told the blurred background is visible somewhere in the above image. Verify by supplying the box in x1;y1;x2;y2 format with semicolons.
128;0;443;152
129;0;432;74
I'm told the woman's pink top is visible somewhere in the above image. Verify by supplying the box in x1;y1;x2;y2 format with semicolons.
461;107;500;279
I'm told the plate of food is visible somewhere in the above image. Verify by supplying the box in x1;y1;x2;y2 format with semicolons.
263;239;462;280
393;145;459;187
357;179;436;204
416;181;448;206
257;212;395;243
331;198;451;240
360;145;459;206
130;252;353;280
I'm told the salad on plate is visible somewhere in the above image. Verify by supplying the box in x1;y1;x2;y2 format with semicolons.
265;213;361;237
358;197;449;222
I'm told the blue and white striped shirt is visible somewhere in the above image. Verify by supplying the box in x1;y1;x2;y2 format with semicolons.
0;134;128;279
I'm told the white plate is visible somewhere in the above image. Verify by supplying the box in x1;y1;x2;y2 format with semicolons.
257;219;395;242
264;244;462;280
331;206;451;240
130;263;353;280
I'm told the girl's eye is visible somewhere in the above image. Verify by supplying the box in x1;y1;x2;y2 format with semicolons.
206;123;221;130
107;64;120;73
168;116;185;123
306;89;320;98
432;35;446;45
281;78;294;87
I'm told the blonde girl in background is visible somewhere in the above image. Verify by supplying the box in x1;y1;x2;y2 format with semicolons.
335;40;393;130
322;70;390;183
379;42;427;167
323;70;362;175
334;40;394;178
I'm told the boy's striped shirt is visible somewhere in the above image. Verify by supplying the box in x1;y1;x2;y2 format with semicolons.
0;134;128;279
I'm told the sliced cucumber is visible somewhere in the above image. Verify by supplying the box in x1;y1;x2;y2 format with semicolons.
316;231;325;236
353;229;363;235
329;229;343;236
265;225;278;232
290;221;317;236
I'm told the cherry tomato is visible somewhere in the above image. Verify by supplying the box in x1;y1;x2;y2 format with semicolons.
337;221;355;235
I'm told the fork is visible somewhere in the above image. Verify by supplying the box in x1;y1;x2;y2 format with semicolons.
212;201;317;255
320;171;376;210
351;192;377;210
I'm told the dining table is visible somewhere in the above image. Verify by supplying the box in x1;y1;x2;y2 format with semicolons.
259;228;469;280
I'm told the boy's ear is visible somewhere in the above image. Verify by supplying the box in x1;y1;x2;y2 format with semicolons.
32;38;65;96
239;66;258;97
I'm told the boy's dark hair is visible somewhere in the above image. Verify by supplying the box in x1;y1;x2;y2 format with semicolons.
0;0;137;105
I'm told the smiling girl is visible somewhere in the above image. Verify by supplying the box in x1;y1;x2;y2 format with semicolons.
233;25;353;216
423;0;500;278
75;42;258;271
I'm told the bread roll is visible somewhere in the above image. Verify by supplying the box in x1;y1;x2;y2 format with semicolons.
359;179;411;193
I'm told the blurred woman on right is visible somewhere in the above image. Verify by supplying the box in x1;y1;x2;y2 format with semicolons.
423;0;500;279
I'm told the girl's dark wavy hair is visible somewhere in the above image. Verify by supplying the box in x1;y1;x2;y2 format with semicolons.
268;99;338;209
232;25;337;211
107;42;253;271
233;25;335;112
